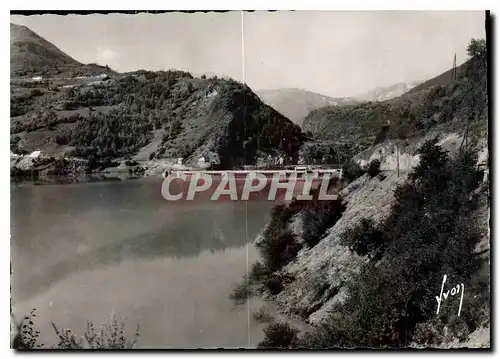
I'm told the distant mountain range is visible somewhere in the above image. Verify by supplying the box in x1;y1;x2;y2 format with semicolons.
256;81;423;127
256;88;361;126
353;81;422;102
301;55;487;155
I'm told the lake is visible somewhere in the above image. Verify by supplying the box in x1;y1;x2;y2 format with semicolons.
10;178;276;348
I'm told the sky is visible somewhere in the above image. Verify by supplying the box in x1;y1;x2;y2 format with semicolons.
11;11;486;98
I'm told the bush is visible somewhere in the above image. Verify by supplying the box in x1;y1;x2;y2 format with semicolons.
366;159;381;178
257;227;301;272
341;218;386;260
342;159;364;183
125;159;139;166
12;309;140;350
257;323;299;349
302;195;346;248
229;277;253;305
269;203;295;227
253;308;273;323
262;274;286;295
248;261;271;283
11;309;43;349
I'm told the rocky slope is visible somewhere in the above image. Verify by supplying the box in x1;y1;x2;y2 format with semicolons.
272;172;407;324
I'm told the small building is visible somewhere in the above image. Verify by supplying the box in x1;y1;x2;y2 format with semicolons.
29;150;41;159
483;168;489;184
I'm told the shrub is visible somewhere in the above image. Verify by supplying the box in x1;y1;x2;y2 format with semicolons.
262;274;286;295
302;195;346;248
30;89;44;97
341;218;386;260
269;203;295;227
11;309;43;349
248;261;271;283
229;279;252;305
11;309;140;350
257;227;301;272
125;159;139;166
253;308;273;323
342;159;364;183
366;159;381;178
257;322;299;349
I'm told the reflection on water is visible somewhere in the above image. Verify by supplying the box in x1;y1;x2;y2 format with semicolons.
11;179;274;348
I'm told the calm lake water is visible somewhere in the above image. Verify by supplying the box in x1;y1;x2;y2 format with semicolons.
11;178;275;348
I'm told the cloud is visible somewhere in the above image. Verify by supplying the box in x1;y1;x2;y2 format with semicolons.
95;46;117;64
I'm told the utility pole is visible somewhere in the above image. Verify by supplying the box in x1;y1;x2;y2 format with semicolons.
460;122;469;151
396;142;400;177
451;53;457;81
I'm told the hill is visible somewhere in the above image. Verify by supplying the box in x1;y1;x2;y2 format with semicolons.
10;23;80;73
257;88;360;126
11;71;303;175
302;48;487;155
354;81;422;102
403;61;468;96
10;23;113;78
10;24;305;177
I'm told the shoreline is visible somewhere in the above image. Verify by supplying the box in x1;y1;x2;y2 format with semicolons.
10;170;156;186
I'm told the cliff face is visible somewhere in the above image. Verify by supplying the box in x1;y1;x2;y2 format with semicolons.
268;172;406;324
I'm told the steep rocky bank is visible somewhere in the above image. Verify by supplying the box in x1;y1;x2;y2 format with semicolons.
264;171;407;324
251;138;490;347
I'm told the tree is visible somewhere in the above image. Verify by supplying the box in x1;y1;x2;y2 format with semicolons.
366;159;381;178
467;38;486;58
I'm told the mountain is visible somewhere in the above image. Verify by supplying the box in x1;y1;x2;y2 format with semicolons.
257;88;361;126
10;23;113;77
354;81;422;102
403;63;468;96
302;53;487;155
10;23;81;73
11;71;304;173
10;24;304;176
